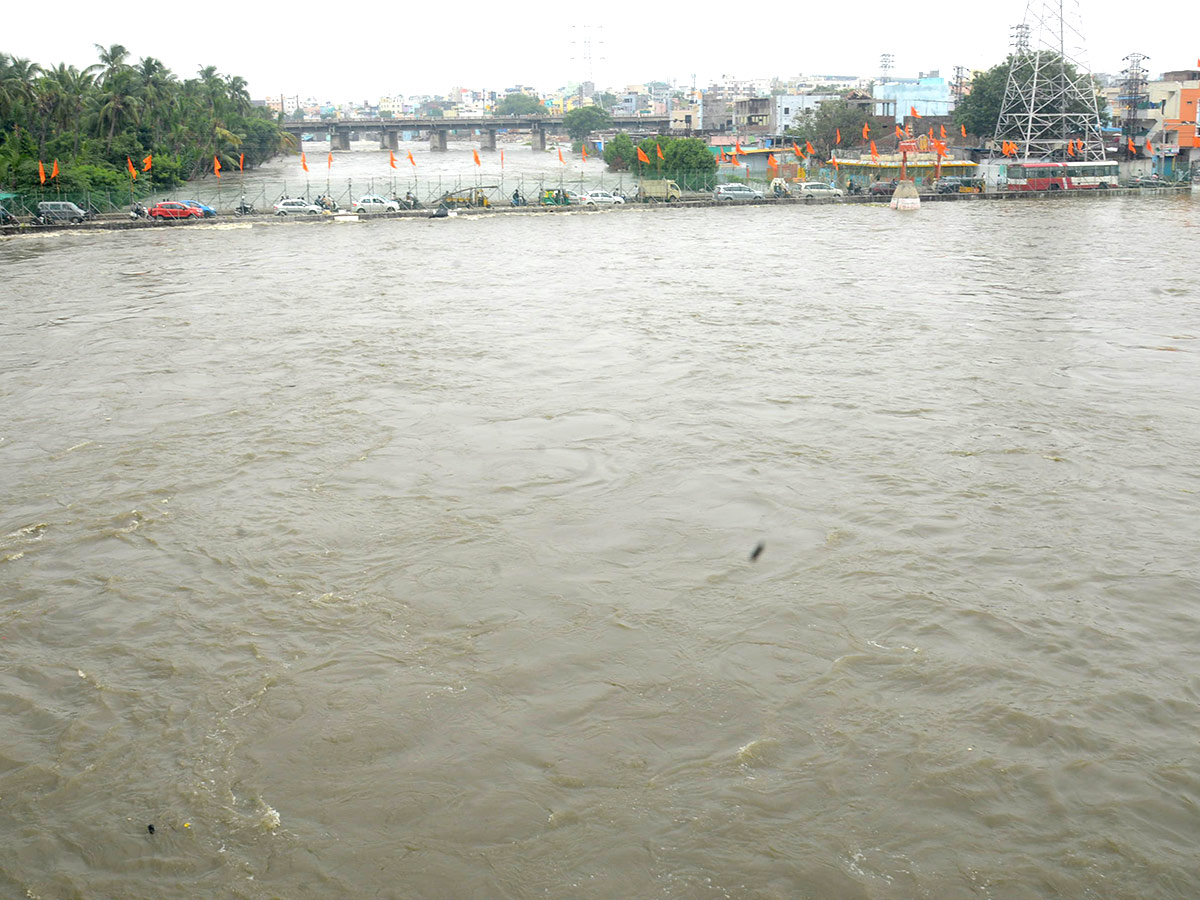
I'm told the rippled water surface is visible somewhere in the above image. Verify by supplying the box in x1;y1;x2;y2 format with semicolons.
3;195;1200;899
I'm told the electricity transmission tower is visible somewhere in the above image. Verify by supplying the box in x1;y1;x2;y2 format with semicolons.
1120;53;1150;155
992;0;1105;159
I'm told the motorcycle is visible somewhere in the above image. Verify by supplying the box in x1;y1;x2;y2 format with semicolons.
233;196;256;216
130;202;149;220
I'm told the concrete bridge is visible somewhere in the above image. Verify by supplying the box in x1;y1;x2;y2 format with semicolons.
280;115;674;151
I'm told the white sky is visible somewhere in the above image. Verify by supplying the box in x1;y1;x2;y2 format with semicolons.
5;0;1196;102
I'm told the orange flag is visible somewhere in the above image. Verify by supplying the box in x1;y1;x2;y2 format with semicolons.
805;140;815;156
472;149;481;166
1145;139;1154;154
51;159;58;178
767;154;778;169
910;105;922;118
142;153;152;172
500;149;505;168
39;161;46;184
928;127;934;140
895;124;904;139
862;122;870;139
905;124;912;138
126;156;137;180
239;152;244;171
656;143;664;160
581;144;588;160
869;140;879;162
214;155;222;177
408;150;416;167
557;147;565;164
637;146;651;164
1066;140;1075;156
961;124;967;137
327;151;333;169
836;128;841;144
730;152;738;166
1127;136;1136;153
300;152;308;173
829;157;839;170
389;150;397;168
940;124;947;139
735;139;744;155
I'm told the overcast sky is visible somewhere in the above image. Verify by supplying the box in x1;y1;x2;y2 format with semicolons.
5;0;1195;102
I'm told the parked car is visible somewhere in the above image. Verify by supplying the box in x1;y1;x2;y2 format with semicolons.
714;183;764;201
935;177;983;194
353;194;400;213
273;198;324;216
869;179;899;196
796;182;844;199
35;200;90;224
581;190;625;206
149;201;203;220
184;199;217;217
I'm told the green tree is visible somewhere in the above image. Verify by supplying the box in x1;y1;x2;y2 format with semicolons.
495;93;543;115
603;132;635;170
785;100;893;158
563;105;611;143
631;135;716;176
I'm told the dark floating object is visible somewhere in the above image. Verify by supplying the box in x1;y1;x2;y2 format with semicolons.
147;824;155;835
749;542;765;562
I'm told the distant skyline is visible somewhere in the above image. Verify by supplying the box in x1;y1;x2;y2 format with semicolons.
5;0;1196;101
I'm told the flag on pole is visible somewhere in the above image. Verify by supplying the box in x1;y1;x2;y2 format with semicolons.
940;124;947;139
735;139;744;155
473;149;481;166
911;106;922;118
39;161;45;184
581;144;588;160
730;152;739;166
829;157;839;170
1127;136;1136;153
869;140;878;162
142;153;152;172
127;156;137;179
637;146;651;164
836;128;841;144
805;140;815;156
214;155;222;177
1067;140;1075;156
961;124;967;137
928;127;934;140
389;151;397;168
862;122;870;139
895;124;904;139
408;150;416;167
500;149;505;169
300;153;307;173
327;151;333;169
905;124;912;138
1145;139;1154;154
558;147;565;164
51;159;58;179
239;153;244;171
767;154;778;169
656;143;664;160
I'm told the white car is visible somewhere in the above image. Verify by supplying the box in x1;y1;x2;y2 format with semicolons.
714;183;764;201
796;182;844;199
353;194;400;214
273;198;324;216
581;190;625;206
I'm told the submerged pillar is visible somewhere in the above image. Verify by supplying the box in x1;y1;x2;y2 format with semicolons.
481;129;497;151
530;126;546;152
429;130;448;152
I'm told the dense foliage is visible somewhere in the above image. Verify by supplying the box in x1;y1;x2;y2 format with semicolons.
562;106;611;143
603;133;716;175
0;45;292;192
495;93;544;115
784;100;895;158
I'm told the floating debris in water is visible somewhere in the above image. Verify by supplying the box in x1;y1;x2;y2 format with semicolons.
749;542;765;562
147;824;155;835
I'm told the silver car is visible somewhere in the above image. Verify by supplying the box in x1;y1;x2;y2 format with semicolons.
796;182;844;199
714;183;764;201
581;190;625;206
353;194;400;214
273;198;324;216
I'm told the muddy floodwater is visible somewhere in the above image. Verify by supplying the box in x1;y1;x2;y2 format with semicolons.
2;193;1199;899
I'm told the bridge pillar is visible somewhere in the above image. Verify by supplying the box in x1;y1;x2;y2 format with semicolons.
481;129;497;151
331;128;351;151
531;126;546;152
428;130;448;152
380;129;399;150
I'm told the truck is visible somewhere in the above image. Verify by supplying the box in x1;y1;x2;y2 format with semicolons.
636;180;683;202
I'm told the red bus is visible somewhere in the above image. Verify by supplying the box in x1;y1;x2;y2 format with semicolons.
1005;160;1119;191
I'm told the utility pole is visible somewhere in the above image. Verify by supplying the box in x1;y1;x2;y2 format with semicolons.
1120;53;1149;157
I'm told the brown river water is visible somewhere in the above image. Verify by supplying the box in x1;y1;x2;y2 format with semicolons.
2;190;1199;899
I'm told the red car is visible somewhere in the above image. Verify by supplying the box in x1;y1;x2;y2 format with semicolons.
148;201;203;220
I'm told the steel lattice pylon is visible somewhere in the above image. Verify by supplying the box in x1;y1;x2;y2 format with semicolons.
993;0;1106;160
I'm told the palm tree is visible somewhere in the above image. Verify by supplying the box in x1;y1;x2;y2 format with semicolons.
0;55;43;129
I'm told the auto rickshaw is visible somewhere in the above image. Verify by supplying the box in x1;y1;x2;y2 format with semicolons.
437;187;492;209
540;188;570;206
